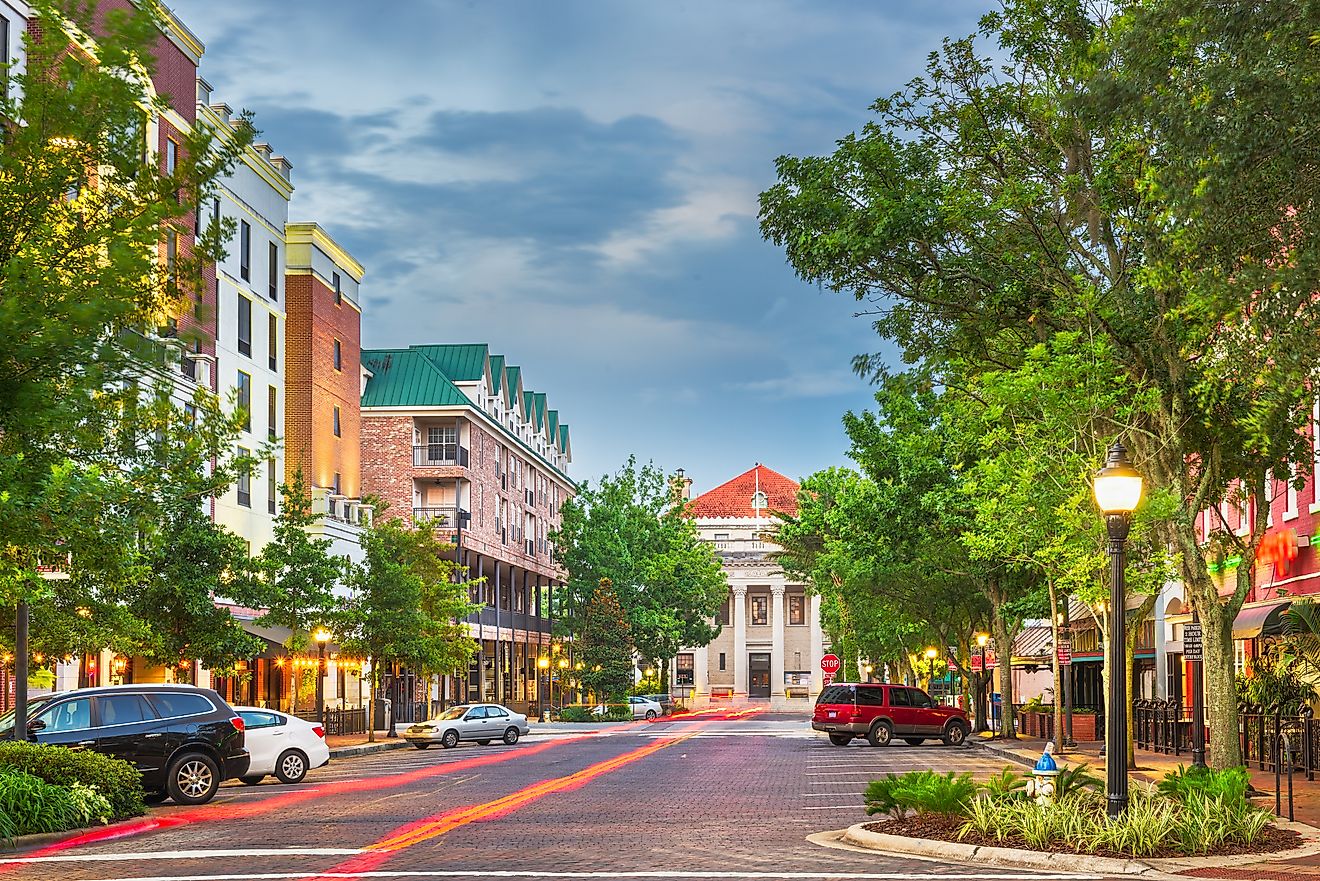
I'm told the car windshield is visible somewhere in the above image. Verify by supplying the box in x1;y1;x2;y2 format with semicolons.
0;696;55;736
434;706;469;721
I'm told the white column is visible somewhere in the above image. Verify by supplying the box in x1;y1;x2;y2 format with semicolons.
732;585;748;701
809;592;824;697
771;585;786;702
694;644;709;705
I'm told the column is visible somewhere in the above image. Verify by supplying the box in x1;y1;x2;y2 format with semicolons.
770;585;786;704
732;585;748;701
694;644;709;706
809;592;824;697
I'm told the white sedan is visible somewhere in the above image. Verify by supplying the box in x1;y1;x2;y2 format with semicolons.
232;707;330;785
404;704;529;749
593;696;663;720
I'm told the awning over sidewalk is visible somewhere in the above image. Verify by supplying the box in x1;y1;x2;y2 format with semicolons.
237;620;342;656
1232;600;1291;640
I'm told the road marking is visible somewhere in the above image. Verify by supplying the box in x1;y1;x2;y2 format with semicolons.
799;804;867;810
8;849;366;864
70;871;1107;880
801;792;865;796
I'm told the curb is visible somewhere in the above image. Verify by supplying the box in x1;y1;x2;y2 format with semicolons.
832;820;1320;877
328;739;411;759
0;815;149;854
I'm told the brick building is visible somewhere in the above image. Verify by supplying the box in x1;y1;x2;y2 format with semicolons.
360;345;573;716
671;464;824;709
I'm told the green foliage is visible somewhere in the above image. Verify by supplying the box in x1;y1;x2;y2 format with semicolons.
1157;764;1250;804
1055;763;1102;800
979;768;1027;799
64;782;114;827
0;741;144;820
558;706;594;722
1237;645;1317;714
553;458;727;684
577;579;635;702
863;770;977;819
0;770;80;836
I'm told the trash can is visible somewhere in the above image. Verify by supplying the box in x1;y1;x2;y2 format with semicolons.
373;697;391;731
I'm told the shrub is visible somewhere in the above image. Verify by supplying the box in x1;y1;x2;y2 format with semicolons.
0;741;145;820
865;770;977;818
0;770;81;836
1055;763;1102;799
558;706;593;722
556;704;631;722
1157;764;1250;804
65;782;114;827
980;768;1027;799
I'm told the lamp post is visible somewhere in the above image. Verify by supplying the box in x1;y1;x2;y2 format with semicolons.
314;628;331;727
1059;605;1075;748
1093;440;1144;818
975;633;989;733
923;647;938;691
558;658;569;711
537;656;550;722
1190;606;1207;769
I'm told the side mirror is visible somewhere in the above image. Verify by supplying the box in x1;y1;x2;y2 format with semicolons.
26;719;46;734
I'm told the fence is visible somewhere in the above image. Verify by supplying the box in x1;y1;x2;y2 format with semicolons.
1133;699;1193;756
1134;700;1320;780
322;707;368;737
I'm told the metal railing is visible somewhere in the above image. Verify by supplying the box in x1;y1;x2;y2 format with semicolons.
1133;698;1192;755
322;707;368;736
414;506;464;526
412;445;470;467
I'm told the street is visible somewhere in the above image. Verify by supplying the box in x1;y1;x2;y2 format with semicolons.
0;711;1102;881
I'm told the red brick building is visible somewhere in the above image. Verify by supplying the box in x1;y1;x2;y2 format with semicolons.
360;345;573;714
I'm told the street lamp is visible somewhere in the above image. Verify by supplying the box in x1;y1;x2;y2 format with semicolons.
922;647;939;691
558;658;569;709
537;656;550;722
314;628;331;727
975;633;989;733
1093;440;1144;818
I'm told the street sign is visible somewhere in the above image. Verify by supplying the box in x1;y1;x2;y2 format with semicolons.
820;654;841;675
822;672;835;686
1183;622;1203;662
1057;640;1072;667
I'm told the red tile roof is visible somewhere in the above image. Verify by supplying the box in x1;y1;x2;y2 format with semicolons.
686;464;799;519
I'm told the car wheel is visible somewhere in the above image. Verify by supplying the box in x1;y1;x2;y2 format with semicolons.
239;776;264;786
867;720;893;748
274;749;309;784
828;734;852;746
645;710;657;721
903;737;925;746
943;721;969;747
477;739;491;746
166;752;220;805
413;742;431;750
503;727;520;745
441;729;460;749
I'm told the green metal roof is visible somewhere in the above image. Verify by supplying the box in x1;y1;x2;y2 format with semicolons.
547;410;559;448
559;423;570;452
533;393;547;433
488;354;505;396
410;344;489;383
361;349;474;408
505;366;522;411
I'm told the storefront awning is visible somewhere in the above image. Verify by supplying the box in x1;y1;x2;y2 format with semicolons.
1232;601;1291;640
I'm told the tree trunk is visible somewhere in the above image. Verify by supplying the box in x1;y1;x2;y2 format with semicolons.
1202;598;1240;767
1048;584;1063;748
990;595;1016;739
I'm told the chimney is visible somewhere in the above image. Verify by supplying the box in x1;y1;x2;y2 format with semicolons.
271;155;293;181
676;467;692;501
208;102;232;124
196;77;212;106
253;142;273;161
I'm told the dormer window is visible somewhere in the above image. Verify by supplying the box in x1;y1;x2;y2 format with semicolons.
751;490;768;512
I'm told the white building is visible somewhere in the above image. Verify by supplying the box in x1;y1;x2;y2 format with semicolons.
671;464;824;710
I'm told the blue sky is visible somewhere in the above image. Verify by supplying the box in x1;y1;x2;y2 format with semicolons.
173;0;991;494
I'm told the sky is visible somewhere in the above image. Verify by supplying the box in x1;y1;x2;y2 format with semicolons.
171;0;992;495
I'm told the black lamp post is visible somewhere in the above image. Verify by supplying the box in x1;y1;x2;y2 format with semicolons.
1093;440;1144;818
975;633;989;733
537;656;549;722
314;627;331;726
1190;606;1207;769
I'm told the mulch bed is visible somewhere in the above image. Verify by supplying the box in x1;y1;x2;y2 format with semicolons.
865;814;1302;861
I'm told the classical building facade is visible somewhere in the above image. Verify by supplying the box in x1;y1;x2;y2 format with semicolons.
671;465;824;709
360;345;573;717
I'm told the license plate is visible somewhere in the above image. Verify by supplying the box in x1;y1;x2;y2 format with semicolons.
827;711;837;718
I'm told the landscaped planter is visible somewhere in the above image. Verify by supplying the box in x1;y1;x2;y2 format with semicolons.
1019;709;1097;742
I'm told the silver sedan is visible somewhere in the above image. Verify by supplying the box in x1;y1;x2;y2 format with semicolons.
404;704;529;749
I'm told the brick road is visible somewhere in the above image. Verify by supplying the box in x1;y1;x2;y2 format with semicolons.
0;712;1108;881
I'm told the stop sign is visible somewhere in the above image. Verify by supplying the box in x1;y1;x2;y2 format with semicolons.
820;654;841;675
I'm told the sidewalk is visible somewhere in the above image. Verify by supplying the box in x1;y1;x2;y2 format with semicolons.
324;730;411;758
975;735;1320;879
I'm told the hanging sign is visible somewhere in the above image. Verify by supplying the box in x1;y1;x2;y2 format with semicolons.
1183;622;1203;662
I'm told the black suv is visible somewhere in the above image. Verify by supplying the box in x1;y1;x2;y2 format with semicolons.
0;684;249;805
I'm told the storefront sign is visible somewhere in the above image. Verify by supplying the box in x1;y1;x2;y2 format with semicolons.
1183;622;1203;661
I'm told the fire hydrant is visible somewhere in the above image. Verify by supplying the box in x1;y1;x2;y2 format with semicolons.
1025;741;1059;805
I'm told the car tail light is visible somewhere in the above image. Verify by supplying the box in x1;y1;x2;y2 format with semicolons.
230;715;245;733
313;725;325;739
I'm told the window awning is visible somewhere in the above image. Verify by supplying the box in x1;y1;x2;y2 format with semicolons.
1232;601;1291;640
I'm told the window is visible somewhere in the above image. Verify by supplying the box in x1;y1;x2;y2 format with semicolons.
239;221;251;280
267;386;277;440
427;425;457;462
333;472;341;495
751;490;768;512
717;595;730;626
146;692;213;719
887;687;911;707
237;710;283;729
676;653;695;686
750;594;768;626
236;448;251;507
907;688;934;709
267;459;277;515
268;314;278;370
718;652;726;671
165;231;177;289
237;295;252;357
1285;463;1299;520
788;594;805;626
166;139;177;174
36;698;91;733
236;371;251;432
0;18;8;102
96;694;153;727
333;406;341;437
333;339;342;371
818;685;854;705
856;687;885;707
333;271;342;305
267;241;278;300
714;532;729;542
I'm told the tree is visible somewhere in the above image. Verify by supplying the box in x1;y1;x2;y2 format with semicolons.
577;579;634;703
553;458;727;687
335;518;477;741
759;0;1320;767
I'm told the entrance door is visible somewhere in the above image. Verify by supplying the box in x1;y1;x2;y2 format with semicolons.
748;653;771;698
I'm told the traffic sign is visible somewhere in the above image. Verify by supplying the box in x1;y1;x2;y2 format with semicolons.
822;672;835;686
820;654;841;675
1183;622;1203;662
1057;640;1072;667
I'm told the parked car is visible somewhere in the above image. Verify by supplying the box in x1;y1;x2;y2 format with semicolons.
811;683;970;747
0;684;249;805
404;703;528;749
641;694;675;715
232;707;330;785
593;695;662;720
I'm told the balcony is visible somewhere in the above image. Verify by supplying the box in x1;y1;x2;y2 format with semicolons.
414;506;469;527
413;445;469;468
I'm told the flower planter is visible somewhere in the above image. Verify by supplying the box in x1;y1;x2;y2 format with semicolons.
1019;709;1097;742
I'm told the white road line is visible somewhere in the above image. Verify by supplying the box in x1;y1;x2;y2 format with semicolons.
70;871;1107;880
8;848;366;864
799;804;867;810
801;792;865;796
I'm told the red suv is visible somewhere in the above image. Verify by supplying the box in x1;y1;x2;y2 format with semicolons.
811;683;969;747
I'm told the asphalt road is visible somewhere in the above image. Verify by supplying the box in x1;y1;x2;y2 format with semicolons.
0;710;1107;881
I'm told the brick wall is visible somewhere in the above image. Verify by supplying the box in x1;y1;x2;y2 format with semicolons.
360;415;415;520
